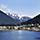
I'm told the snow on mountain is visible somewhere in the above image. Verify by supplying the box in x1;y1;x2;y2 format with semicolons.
20;16;31;22
0;4;31;23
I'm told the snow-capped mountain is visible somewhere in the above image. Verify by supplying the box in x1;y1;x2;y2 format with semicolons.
0;9;31;25
7;12;31;23
7;13;31;21
7;13;20;21
20;16;31;22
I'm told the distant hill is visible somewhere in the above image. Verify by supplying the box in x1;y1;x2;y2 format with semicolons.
21;14;40;25
20;16;31;22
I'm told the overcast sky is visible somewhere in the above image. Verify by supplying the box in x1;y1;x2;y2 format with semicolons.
0;0;40;18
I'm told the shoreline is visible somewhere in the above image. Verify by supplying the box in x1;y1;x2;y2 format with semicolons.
0;26;40;32
0;29;40;32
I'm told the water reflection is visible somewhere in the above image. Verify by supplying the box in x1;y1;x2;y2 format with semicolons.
0;30;40;40
18;30;22;34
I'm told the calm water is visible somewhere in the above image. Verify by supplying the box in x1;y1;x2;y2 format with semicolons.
0;30;40;40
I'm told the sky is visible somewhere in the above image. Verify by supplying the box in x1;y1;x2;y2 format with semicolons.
0;0;40;18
